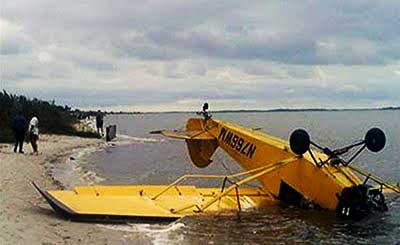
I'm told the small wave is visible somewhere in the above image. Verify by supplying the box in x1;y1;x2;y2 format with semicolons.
50;146;105;188
112;134;163;144
80;169;105;184
134;222;185;233
69;147;106;185
52;134;162;188
97;222;185;244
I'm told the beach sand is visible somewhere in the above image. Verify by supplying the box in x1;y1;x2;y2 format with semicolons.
0;134;135;244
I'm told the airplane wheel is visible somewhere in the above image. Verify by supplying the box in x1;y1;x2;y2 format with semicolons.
289;129;310;155
365;128;386;152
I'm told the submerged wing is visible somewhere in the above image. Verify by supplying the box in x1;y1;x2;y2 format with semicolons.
33;182;276;221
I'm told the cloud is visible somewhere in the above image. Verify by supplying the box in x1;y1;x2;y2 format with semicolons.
1;0;400;110
0;18;34;55
100;1;400;64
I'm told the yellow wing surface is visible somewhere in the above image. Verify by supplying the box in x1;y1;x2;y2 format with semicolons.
33;182;276;221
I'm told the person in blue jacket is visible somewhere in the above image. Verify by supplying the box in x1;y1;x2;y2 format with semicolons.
13;110;27;153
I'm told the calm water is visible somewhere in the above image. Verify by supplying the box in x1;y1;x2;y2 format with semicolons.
86;111;400;244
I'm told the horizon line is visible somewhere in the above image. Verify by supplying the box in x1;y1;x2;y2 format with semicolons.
90;106;400;114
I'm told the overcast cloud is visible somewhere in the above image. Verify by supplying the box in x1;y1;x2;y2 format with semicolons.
1;0;400;111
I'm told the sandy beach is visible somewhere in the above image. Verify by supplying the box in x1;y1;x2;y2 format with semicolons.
0;134;134;244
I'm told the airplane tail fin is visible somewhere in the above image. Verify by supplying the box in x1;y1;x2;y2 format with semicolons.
151;118;218;168
185;118;218;168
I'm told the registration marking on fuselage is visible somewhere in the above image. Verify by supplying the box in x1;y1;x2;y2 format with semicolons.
218;127;256;159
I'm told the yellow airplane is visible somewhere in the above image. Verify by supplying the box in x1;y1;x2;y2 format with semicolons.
33;104;399;221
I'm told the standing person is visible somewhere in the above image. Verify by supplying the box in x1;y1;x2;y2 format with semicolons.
197;102;212;120
13;110;27;153
96;110;104;136
29;116;39;155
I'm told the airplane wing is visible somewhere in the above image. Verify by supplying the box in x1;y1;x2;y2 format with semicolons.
33;182;276;221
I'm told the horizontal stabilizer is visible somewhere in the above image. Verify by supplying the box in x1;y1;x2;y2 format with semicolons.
150;130;215;140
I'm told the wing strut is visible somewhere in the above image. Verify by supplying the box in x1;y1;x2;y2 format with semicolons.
348;165;400;193
151;157;299;214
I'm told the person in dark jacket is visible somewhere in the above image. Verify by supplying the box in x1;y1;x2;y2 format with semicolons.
13;111;27;153
96;110;104;136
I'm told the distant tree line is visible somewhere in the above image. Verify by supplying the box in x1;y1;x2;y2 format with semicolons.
0;90;100;143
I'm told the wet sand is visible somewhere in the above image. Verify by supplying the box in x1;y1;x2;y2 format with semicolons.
0;135;135;244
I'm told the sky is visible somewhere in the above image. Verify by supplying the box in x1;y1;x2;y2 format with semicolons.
1;0;400;112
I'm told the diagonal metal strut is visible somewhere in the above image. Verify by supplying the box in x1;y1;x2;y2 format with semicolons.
169;157;299;214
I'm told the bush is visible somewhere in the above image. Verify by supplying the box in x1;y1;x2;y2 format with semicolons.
0;90;100;142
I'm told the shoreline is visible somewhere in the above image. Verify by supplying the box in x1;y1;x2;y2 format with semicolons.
0;134;134;244
46;142;106;190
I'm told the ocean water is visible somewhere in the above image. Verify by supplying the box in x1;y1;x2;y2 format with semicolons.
85;111;399;244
